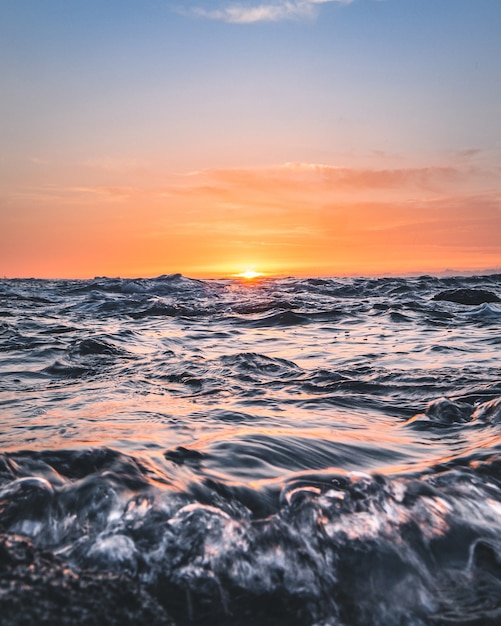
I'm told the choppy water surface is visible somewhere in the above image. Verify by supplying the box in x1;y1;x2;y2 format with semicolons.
1;274;500;625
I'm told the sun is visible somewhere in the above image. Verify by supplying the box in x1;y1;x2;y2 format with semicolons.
235;269;263;280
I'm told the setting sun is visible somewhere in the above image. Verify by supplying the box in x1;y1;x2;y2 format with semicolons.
236;269;263;280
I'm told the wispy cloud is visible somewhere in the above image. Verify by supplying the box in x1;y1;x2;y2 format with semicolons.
191;0;353;24
187;162;466;196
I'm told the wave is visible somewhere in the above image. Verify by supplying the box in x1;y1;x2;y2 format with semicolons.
433;288;500;305
3;444;501;624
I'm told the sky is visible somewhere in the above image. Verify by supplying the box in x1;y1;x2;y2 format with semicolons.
1;0;500;278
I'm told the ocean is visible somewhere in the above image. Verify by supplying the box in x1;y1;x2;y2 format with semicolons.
1;273;501;625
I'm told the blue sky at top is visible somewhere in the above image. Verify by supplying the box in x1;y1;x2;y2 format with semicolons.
1;0;500;169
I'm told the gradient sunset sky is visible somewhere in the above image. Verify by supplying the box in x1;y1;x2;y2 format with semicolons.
1;0;500;278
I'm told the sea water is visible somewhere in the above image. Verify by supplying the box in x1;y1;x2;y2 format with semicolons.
1;274;500;625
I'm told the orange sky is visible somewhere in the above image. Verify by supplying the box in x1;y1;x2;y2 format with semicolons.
2;159;500;278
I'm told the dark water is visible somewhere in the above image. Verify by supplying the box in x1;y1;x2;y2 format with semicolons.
1;273;501;625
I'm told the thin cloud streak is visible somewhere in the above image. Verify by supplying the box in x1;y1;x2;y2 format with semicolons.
191;0;353;24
